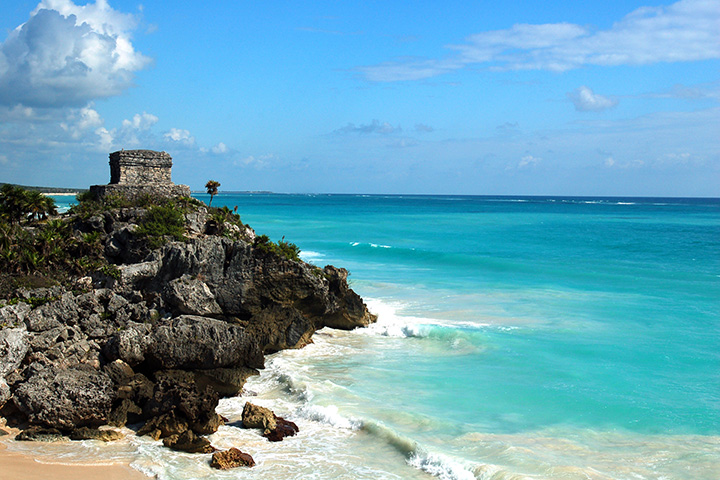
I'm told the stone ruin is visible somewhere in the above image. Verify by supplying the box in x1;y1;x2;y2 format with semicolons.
90;150;191;200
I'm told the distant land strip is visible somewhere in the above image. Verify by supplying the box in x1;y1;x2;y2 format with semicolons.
0;183;86;194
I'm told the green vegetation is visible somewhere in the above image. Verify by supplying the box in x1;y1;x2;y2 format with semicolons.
0;184;57;224
134;202;187;249
254;234;301;261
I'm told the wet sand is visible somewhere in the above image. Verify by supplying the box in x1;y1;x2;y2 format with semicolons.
0;438;151;480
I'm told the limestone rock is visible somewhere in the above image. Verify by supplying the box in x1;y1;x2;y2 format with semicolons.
263;416;299;442
146;316;263;370
69;427;124;442
15;426;67;442
162;429;215;454
210;448;256;469
137;410;189;439
0;327;29;377
241;402;276;432
14;366;114;429
163;275;222;316
0;303;31;328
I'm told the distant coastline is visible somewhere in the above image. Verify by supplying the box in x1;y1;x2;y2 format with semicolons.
0;183;85;195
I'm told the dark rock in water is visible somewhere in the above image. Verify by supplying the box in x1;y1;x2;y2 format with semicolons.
69;427;123;442
137;410;189;440
162;429;215;454
264;416;299;442
15;426;67;442
210;448;256;469
13;366;114;429
241;402;276;433
190;412;224;435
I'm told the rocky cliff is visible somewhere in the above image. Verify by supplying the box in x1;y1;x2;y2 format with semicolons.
0;200;375;451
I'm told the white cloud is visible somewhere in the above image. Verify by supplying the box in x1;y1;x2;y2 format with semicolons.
211;142;228;154
122;112;159;130
359;0;720;81
0;155;8;165
164;128;195;145
518;155;541;168
0;0;150;107
333;120;402;135
568;86;618;112
235;154;276;168
415;123;434;133
605;157;616;167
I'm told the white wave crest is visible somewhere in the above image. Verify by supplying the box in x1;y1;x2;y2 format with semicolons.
297;404;363;430
408;450;478;480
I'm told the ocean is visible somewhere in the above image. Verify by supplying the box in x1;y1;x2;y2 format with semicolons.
16;194;720;479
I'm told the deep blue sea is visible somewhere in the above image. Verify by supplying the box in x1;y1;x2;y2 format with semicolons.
32;194;720;479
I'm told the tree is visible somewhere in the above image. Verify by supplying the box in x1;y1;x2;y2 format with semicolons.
205;180;220;207
0;184;30;224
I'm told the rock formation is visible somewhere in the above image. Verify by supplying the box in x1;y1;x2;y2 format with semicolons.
0;198;376;455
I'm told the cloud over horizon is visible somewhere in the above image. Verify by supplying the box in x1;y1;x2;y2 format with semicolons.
0;0;150;107
568;86;618;112
359;0;720;81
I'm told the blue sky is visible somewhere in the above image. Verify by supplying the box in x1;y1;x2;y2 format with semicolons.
0;0;718;196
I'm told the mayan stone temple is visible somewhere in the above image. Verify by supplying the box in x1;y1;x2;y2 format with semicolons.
89;149;191;200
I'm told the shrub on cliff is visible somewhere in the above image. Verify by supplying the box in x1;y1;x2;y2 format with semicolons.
254;235;301;262
135;202;187;249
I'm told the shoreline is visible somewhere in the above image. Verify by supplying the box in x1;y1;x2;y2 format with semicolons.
0;438;151;480
42;192;80;196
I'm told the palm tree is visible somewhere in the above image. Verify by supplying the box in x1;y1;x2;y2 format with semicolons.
0;184;31;224
205;180;220;207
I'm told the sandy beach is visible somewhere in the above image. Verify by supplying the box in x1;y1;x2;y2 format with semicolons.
0;436;150;480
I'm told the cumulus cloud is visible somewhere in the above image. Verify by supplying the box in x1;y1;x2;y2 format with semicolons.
164;128;195;145
568;86;618;112
333;120;402;135
415;123;434;133
359;0;720;81
122;112;159;130
0;0;150;107
211;142;228;154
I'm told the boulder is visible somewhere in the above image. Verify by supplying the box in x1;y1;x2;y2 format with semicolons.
14;366;115;429
15;426;67;442
146;316;264;370
0;303;31;328
69;427;124;442
0;327;29;377
137;410;189;440
241;402;276;433
210;448;256;469
102;322;153;366
263;416;299;442
162;429;215;454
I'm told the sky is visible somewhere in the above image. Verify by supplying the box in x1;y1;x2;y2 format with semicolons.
0;0;718;196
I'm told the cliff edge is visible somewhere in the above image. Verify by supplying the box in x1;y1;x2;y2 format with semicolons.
0;196;375;451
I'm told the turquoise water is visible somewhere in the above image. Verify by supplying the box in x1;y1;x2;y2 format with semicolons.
46;194;720;479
